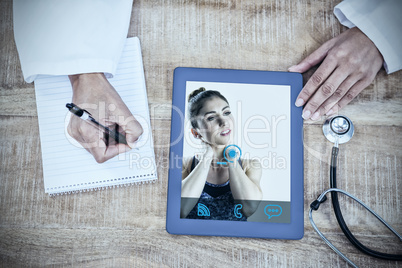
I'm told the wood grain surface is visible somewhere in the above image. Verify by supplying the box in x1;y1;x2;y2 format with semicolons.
1;0;401;267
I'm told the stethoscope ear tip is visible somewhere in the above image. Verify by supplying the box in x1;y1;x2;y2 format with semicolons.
323;115;354;145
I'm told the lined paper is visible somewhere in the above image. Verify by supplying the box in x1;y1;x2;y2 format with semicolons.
34;37;157;195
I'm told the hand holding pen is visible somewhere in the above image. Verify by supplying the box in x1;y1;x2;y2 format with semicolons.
67;73;143;163
66;103;128;145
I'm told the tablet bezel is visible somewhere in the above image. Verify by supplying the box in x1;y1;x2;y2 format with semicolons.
166;67;303;239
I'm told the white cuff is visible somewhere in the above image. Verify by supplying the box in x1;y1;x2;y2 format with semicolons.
23;59;116;83
334;0;402;74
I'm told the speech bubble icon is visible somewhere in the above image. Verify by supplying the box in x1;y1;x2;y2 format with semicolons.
264;204;282;219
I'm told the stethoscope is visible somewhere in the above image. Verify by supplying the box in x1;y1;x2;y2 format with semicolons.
309;115;402;267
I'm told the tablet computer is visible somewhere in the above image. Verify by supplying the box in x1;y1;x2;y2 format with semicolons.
166;67;303;239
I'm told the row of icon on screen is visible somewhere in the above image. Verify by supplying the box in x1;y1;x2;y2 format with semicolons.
197;203;283;219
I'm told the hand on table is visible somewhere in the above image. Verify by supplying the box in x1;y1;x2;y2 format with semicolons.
289;27;383;120
67;73;143;163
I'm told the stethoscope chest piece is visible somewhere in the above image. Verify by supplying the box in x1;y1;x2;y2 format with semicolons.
323;115;354;144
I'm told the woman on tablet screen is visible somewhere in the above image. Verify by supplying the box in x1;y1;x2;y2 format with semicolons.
181;87;262;221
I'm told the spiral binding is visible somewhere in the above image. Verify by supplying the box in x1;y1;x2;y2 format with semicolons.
48;174;157;197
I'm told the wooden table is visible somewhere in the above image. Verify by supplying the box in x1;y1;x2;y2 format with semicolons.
1;0;401;267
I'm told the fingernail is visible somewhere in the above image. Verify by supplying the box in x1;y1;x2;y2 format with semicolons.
128;140;138;150
295;98;304;107
302;110;311;120
288;65;298;72
128;134;142;149
326;109;334;116
311;111;320;121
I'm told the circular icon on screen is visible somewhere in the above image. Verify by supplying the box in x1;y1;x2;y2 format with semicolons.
223;144;242;163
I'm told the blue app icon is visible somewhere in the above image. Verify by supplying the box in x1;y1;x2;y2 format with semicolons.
228;149;237;158
264;204;282;219
234;204;243;218
217;145;242;165
197;203;210;217
223;144;242;163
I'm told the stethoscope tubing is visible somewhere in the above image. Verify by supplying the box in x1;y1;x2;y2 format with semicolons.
309;201;358;268
312;188;402;241
311;115;402;266
329;145;402;261
309;186;402;268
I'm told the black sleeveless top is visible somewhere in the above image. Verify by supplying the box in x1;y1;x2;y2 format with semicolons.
185;157;247;221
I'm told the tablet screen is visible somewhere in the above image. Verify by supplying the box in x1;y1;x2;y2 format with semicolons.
180;81;291;223
167;67;303;239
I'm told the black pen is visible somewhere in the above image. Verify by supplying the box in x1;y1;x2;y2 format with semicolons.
66;103;128;145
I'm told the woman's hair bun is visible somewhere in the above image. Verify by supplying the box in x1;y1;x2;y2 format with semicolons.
188;87;206;102
186;87;229;128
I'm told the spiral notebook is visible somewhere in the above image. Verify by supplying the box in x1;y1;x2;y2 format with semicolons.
34;37;157;195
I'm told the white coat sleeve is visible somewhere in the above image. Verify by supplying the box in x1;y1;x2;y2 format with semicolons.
334;0;402;74
13;0;133;83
